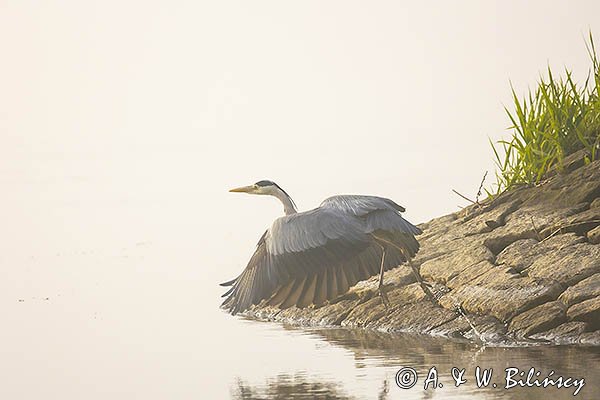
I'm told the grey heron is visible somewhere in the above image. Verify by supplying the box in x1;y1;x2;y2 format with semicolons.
221;180;436;315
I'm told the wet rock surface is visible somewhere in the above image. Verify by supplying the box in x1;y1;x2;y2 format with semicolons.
530;321;589;344
244;152;600;346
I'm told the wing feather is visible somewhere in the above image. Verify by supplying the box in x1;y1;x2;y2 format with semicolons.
314;270;328;306
267;280;295;307
327;267;338;300
336;267;349;296
297;273;318;308
280;277;307;309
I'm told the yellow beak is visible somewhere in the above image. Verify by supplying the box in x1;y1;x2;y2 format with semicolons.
229;185;256;193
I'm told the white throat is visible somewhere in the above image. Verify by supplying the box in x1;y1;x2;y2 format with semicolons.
270;186;297;215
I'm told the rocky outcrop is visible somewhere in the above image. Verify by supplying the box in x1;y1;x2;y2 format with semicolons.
244;151;600;346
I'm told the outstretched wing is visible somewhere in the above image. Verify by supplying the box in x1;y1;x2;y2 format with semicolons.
220;195;421;315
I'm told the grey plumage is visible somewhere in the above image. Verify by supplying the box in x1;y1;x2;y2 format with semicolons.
222;183;422;315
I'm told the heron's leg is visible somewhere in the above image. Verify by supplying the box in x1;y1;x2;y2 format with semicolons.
406;257;439;306
372;234;439;307
378;246;390;308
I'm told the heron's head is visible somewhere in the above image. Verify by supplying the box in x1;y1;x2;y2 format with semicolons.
229;180;281;196
229;180;297;214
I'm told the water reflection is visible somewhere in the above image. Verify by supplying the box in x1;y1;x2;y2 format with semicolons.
235;322;600;400
312;328;599;399
232;374;397;400
231;373;358;399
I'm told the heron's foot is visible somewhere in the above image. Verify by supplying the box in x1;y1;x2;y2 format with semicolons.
379;285;390;309
419;281;441;307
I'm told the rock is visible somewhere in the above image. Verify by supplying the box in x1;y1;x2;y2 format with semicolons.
523;170;600;208
579;330;600;345
477;205;585;256
496;233;584;272
341;284;426;328
563;206;600;235
440;267;563;321
340;296;390;328
567;297;600;329
545;149;589;177
566;181;600;206
530;321;588;344
538;204;600;238
381;265;416;287
420;245;494;284
534;203;589;236
558;273;600;307
349;266;416;294
429;314;509;343
508;301;566;337
481;213;539;255
445;260;496;290
373;301;458;334
526;242;600;287
413;232;480;268
248;296;367;327
462;200;521;236
588;225;600;244
495;238;539;271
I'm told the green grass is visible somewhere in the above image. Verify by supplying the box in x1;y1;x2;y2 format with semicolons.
488;32;600;196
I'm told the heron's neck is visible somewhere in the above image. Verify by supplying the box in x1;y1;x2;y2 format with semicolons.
273;189;297;215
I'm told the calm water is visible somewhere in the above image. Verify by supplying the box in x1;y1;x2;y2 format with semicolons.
2;237;599;400
230;325;600;399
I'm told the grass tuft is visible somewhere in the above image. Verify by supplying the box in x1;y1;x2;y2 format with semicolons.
488;32;600;196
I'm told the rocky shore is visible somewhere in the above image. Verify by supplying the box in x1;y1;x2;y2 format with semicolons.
244;151;600;346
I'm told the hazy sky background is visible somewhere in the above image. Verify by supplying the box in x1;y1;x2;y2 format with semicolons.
3;0;600;282
2;1;600;398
